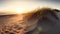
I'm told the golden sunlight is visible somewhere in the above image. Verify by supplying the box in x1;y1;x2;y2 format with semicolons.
0;1;39;14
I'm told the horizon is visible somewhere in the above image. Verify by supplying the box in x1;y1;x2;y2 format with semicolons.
0;0;60;14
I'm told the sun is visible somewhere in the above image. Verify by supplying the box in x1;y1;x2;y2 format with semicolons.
16;8;25;14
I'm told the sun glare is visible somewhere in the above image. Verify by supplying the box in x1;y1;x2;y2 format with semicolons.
0;1;39;14
16;8;25;14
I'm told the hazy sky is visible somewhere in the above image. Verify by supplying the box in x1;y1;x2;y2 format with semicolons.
0;0;60;14
0;0;60;9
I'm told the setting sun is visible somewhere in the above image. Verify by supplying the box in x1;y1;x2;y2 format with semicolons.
0;1;39;14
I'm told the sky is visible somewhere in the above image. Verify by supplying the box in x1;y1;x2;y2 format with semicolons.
0;0;60;14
